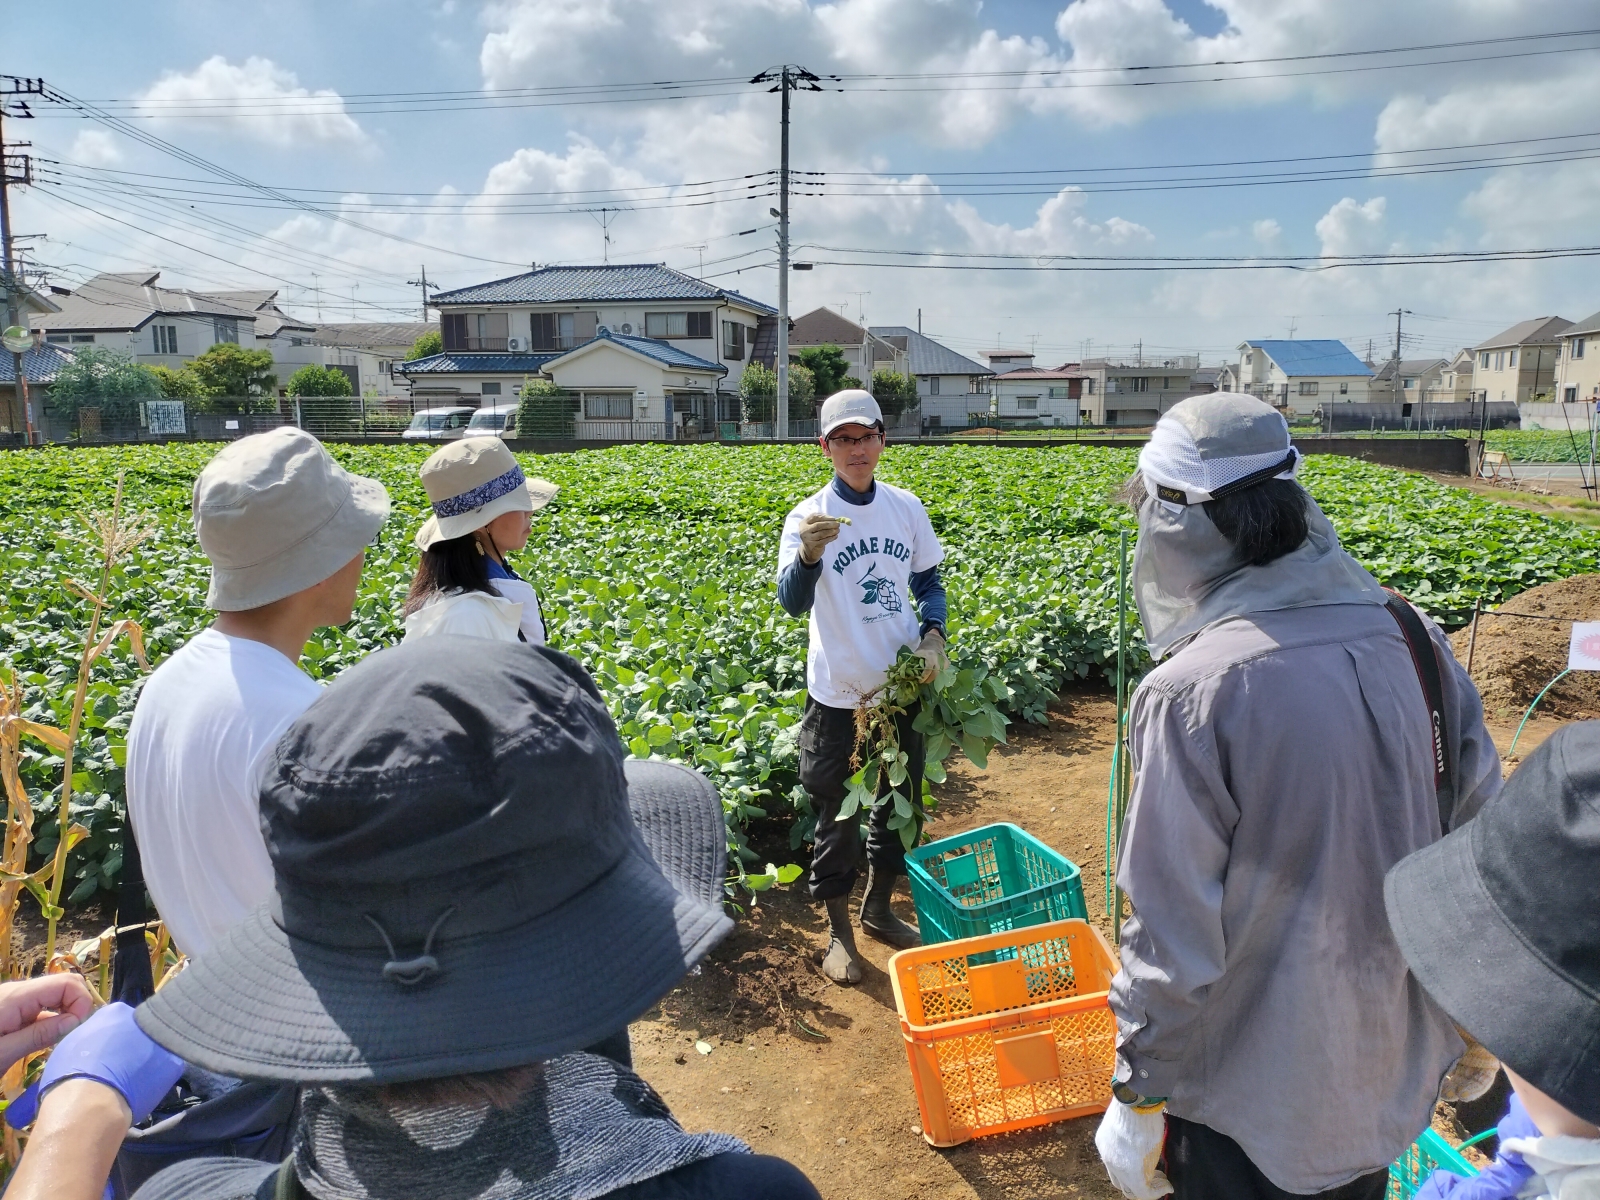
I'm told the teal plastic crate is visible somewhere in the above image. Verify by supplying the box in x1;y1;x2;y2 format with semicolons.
1387;1128;1478;1199
907;823;1087;946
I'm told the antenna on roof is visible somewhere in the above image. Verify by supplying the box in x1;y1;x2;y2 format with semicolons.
582;208;630;265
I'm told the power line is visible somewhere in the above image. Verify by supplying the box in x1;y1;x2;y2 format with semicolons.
792;243;1600;272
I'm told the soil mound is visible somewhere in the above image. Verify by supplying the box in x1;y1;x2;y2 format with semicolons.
1450;573;1600;721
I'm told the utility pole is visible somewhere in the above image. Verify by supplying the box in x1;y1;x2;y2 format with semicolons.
753;65;820;439
2;77;44;444
1389;308;1411;409
1287;316;1298;339
407;265;433;324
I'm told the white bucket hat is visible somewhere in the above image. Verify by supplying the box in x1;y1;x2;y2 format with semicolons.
414;437;559;551
193;427;391;612
819;388;883;438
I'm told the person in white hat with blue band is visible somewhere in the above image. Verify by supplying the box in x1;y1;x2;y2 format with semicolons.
776;388;949;985
403;438;559;645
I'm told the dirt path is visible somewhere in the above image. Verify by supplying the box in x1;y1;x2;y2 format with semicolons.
633;692;1563;1200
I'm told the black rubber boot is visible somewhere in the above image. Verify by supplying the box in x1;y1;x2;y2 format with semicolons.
859;865;920;949
821;895;862;985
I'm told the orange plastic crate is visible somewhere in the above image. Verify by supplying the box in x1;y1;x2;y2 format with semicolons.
888;918;1118;1147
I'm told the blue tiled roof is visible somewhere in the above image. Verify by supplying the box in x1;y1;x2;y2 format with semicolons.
429;264;776;314
399;352;561;375
1243;340;1373;377
0;342;75;384
590;331;727;373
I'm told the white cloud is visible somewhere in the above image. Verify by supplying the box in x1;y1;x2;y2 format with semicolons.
69;129;122;166
1252;218;1281;245
1315;196;1388;257
950;187;1154;254
135;56;365;147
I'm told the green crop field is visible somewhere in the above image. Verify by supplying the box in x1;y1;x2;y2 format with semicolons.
3;442;1597;902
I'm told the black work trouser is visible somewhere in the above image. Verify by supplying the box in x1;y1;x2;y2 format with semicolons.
1164;1115;1389;1200
800;697;923;901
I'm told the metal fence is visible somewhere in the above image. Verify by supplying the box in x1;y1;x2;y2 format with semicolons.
1319;400;1520;434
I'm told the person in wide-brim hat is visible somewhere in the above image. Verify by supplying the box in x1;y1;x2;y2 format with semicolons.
1385;720;1600;1199
128;638;820;1200
404;437;560;645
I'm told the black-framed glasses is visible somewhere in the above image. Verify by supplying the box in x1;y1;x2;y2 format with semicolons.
826;430;883;448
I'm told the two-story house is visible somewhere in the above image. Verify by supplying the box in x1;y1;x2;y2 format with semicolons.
1236;341;1371;415
29;271;278;366
1552;309;1600;407
868;326;992;427
402;264;774;432
1078;356;1200;425
311;322;436;399
788;308;909;384
990;364;1087;426
1371;357;1448;405
1473;316;1571;405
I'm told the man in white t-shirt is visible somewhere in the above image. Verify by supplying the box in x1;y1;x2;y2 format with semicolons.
126;428;389;958
777;390;948;985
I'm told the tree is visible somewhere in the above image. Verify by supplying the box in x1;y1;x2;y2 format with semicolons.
48;347;161;426
409;330;443;360
739;361;815;423
871;368;918;417
515;377;575;438
284;365;354;397
148;364;206;399
796;345;850;396
188;344;277;413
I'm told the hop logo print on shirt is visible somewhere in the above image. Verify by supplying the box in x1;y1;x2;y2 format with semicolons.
857;563;902;618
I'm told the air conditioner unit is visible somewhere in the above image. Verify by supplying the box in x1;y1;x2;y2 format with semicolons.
596;325;610;337
507;337;526;352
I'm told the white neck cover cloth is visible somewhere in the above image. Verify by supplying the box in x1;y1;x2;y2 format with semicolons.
1132;394;1388;661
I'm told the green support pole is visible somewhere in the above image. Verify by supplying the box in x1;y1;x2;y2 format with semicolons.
1112;529;1130;943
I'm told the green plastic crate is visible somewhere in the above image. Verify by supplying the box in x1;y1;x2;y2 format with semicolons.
1387;1128;1478;1199
907;823;1087;946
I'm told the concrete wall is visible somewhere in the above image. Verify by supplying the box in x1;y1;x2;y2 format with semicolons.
1520;402;1599;432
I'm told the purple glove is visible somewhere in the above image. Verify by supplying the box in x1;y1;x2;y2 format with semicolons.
4;1002;184;1128
1411;1095;1539;1200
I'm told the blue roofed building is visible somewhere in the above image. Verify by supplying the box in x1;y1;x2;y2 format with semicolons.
1236;339;1374;414
401;263;774;434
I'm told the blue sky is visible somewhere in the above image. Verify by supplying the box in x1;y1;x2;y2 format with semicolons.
9;0;1599;366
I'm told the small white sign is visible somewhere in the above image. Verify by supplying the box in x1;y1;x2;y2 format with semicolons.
224;419;240;430
1568;622;1600;671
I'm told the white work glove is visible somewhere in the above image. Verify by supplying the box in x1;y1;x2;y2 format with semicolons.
915;627;949;682
1439;1030;1500;1103
1095;1099;1173;1200
797;513;846;565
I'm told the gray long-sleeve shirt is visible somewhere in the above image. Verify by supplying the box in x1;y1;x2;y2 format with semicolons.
1112;602;1501;1194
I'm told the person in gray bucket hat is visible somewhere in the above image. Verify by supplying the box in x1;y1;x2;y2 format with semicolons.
1095;393;1503;1200
122;637;820;1200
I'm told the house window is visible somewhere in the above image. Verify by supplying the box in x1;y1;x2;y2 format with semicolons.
1403;377;1416;389
929;376;940;395
1129;377;1150;392
1339;382;1348;395
583;392;632;419
645;312;688;339
1084;379;1095;394
1480;351;1490;369
1508;350;1517;368
1576;337;1586;359
152;325;177;354
46;334;68;344
1048;386;1068;398
1017;397;1038;411
721;320;746;360
71;334;96;343
687;312;712;339
443;313;468;351
1298;381;1319;396
531;311;595;351
1567;386;1579;403
1494;352;1504;370
212;318;239;344
968;377;985;394
482;381;502;396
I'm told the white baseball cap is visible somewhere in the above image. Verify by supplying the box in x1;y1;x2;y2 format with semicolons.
193;427;390;612
818;388;883;438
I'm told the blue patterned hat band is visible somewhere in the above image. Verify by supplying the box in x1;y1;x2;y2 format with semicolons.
431;464;527;519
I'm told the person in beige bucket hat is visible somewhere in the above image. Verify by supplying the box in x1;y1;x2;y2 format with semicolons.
404;437;559;645
126;427;390;959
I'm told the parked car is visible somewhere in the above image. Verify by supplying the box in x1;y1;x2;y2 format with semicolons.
401;406;475;441
466;403;518;439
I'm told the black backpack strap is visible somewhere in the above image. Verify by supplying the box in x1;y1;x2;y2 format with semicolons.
1383;591;1454;832
110;821;156;1006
